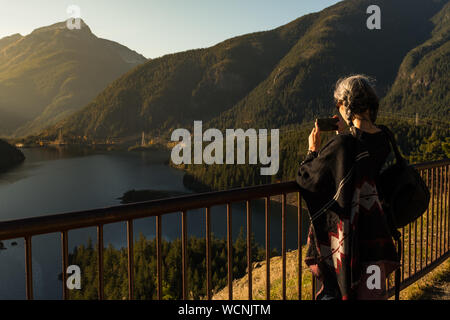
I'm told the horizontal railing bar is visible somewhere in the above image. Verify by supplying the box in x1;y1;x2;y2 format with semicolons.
0;181;300;241
412;159;449;170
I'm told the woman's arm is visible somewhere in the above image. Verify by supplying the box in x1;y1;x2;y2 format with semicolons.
296;134;353;194
308;121;321;152
300;150;318;166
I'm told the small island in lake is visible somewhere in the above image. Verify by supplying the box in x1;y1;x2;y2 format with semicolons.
0;139;25;172
119;189;188;204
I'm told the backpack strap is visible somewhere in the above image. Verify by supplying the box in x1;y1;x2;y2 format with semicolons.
353;125;403;240
376;125;404;239
376;124;407;166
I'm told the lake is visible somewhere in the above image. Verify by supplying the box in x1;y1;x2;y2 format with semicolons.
0;147;308;299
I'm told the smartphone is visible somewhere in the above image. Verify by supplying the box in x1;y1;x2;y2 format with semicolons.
316;117;339;131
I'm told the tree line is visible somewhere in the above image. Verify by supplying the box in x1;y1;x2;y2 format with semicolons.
68;229;276;300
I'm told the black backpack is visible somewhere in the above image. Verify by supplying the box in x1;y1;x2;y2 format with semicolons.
376;125;431;229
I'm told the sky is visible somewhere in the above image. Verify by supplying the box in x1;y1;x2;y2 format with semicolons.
0;0;341;59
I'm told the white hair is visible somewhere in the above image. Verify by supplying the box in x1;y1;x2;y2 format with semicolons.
333;74;379;125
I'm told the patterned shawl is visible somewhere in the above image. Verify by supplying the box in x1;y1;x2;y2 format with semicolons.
296;128;399;300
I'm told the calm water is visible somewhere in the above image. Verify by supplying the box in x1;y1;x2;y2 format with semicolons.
0;147;308;299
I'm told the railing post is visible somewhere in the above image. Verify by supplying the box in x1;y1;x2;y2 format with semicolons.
61;231;69;300
445;165;450;250
181;210;188;300
281;193;286;300
402;227;405;281
420;170;424;271
297;192;302;300
127;220;134;300
97;225;104;300
395;239;401;300
265;196;270;300
439;166;444;256
437;167;441;258
205;207;212;300
156;216;162;300
444;165;448;252
414;219;417;274
431;168;435;262
246;201;252;300
24;236;33;300
408;223;411;278
426;169;430;266
227;203;233;300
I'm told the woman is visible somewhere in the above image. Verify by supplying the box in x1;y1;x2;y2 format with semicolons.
296;75;399;300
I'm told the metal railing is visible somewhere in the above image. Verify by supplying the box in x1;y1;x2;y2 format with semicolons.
0;159;448;300
386;159;450;299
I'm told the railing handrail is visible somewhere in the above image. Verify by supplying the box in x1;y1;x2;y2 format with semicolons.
409;158;449;170
0;158;448;241
0;181;299;240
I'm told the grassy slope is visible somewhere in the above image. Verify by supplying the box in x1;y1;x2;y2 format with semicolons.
400;258;450;300
212;248;314;300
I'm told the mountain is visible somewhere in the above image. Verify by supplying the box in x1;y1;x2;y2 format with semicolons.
0;33;23;50
38;0;448;141
40;12;318;140
380;1;450;119
0;20;147;137
209;0;448;130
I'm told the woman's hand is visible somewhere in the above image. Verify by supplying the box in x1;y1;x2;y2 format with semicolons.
333;114;346;135
308;120;321;152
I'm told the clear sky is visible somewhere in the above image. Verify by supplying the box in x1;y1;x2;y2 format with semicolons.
0;0;341;59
